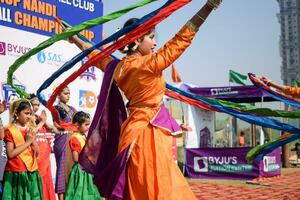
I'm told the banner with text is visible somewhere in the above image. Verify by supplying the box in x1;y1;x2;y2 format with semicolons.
185;147;281;180
0;0;103;124
0;0;103;41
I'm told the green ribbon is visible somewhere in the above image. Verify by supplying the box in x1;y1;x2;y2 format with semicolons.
7;0;156;97
203;96;300;118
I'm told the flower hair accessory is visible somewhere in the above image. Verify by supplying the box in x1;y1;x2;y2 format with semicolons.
115;27;139;54
9;98;33;123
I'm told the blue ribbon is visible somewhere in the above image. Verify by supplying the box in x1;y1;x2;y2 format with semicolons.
250;73;300;109
166;83;300;160
37;0;175;105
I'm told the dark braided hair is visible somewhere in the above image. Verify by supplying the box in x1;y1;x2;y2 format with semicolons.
72;111;90;125
118;18;155;54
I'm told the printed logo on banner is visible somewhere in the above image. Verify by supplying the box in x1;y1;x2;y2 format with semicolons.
37;51;46;63
79;57;97;81
36;50;64;66
0;41;31;57
193;156;253;173
263;156;280;172
79;90;97;109
194;157;208;172
1;83;26;108
0;42;6;55
210;88;238;96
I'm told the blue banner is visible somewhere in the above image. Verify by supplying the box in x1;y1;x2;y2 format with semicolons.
0;0;103;42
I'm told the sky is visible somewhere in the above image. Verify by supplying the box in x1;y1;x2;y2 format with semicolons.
102;0;281;87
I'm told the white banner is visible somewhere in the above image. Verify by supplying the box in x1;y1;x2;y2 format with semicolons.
185;105;214;148
0;25;103;124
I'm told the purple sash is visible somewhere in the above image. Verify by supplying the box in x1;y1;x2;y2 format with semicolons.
79;59;128;199
79;59;182;199
151;105;182;135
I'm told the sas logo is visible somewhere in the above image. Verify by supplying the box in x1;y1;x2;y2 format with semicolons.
0;42;6;55
80;57;97;81
36;51;63;66
79;90;97;109
37;51;46;63
194;157;208;172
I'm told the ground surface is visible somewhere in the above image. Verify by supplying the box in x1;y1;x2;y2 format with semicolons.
189;168;300;200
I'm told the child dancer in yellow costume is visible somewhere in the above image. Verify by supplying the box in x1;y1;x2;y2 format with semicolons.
2;99;43;199
65;111;102;200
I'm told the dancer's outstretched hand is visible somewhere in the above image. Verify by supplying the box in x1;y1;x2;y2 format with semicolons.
261;76;271;85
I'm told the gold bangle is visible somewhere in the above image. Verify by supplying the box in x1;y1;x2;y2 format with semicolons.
196;13;205;22
207;0;220;10
186;21;199;32
207;2;214;9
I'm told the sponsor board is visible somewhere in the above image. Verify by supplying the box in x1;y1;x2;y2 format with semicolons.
186;148;281;180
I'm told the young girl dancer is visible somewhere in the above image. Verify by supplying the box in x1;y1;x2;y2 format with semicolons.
65;111;101;200
2;99;43;199
53;87;77;200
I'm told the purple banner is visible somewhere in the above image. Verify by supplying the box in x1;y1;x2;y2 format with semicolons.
180;84;276;103
185;147;281;180
259;148;281;177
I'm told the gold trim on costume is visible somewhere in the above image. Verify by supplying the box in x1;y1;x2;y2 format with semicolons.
185;21;199;32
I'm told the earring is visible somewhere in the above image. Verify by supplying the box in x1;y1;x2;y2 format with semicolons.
131;41;140;51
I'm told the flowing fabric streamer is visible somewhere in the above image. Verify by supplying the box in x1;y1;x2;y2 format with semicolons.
166;85;300;118
166;84;300;161
37;0;177;123
37;0;175;107
45;0;191;123
6;0;157;98
246;133;300;162
249;73;300;108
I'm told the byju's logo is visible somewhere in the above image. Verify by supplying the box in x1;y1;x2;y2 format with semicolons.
194;157;208;172
79;90;97;109
0;41;31;57
0;42;6;55
37;51;46;63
